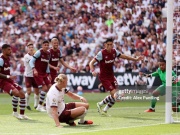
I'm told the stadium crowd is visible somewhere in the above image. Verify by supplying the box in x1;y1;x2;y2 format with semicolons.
0;0;180;86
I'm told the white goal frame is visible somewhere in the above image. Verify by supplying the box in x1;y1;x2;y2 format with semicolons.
166;0;174;123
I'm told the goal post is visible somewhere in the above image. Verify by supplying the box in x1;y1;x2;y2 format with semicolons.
166;0;174;123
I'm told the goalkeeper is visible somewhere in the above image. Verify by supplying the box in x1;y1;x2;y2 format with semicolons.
144;59;180;112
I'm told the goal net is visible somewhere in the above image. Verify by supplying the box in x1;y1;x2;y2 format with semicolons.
172;0;180;123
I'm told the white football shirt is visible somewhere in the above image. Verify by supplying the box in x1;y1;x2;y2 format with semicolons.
24;53;33;77
46;84;69;118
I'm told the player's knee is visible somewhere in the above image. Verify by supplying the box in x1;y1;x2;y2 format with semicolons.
84;103;89;110
152;91;159;97
172;107;179;112
172;104;180;112
42;87;48;92
19;90;25;98
12;89;20;97
80;106;86;114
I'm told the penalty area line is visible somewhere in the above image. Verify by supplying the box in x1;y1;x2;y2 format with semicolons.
63;123;164;135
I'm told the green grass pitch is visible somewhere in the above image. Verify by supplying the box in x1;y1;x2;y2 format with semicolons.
0;92;180;135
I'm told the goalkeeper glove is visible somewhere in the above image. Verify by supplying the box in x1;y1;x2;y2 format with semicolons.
142;73;151;77
172;76;178;84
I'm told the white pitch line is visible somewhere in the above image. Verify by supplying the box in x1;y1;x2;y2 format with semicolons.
0;123;164;135
63;123;165;135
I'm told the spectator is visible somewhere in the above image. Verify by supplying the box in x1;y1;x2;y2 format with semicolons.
0;0;171;76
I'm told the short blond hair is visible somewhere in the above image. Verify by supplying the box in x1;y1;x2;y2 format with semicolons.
54;74;67;83
51;38;59;43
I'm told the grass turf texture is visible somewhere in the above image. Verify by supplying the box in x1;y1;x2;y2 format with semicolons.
0;93;180;135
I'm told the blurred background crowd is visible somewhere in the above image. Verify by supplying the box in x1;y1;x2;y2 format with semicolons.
0;0;180;86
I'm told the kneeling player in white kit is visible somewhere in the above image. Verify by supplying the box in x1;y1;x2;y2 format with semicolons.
46;74;93;127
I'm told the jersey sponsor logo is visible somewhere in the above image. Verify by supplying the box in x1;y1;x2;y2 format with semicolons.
4;67;10;71
105;59;114;64
41;58;49;62
51;58;59;61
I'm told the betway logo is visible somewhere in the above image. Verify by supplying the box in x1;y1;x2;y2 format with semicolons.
67;74;96;89
4;67;10;71
52;58;59;61
116;73;155;86
41;58;49;62
105;59;114;63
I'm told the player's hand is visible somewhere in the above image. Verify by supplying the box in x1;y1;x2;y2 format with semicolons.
135;56;144;61
10;75;17;80
48;74;52;82
70;67;76;73
172;76;178;84
54;67;60;72
80;97;87;103
92;71;97;77
56;125;63;128
33;68;38;77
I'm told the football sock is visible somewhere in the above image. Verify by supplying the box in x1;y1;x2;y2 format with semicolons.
43;102;46;108
150;97;157;109
25;93;30;106
19;98;26;115
103;100;115;112
39;91;46;105
34;94;39;108
78;109;87;123
99;95;115;106
12;96;18;112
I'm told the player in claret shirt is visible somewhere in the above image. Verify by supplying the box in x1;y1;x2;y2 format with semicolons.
49;37;76;84
0;44;30;119
29;40;52;112
89;38;143;116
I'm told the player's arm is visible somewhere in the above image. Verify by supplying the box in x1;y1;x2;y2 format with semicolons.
49;63;58;70
0;72;9;79
89;58;97;75
119;54;143;61
151;69;160;77
29;50;40;76
51;106;62;128
172;71;178;83
172;71;176;77
143;70;159;77
49;95;63;128
59;58;76;72
46;64;52;81
66;89;87;103
0;58;14;79
89;51;102;76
